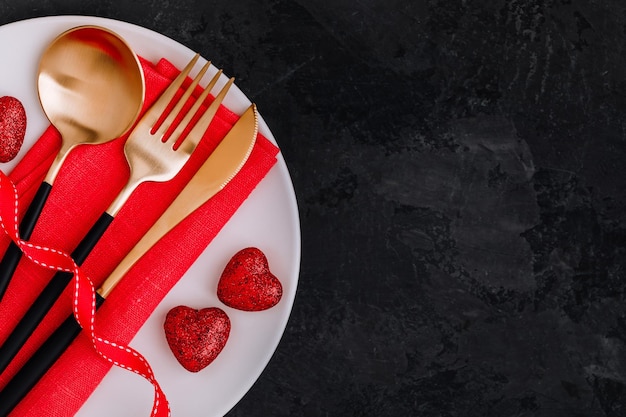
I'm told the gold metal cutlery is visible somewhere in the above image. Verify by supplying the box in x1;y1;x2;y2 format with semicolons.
0;53;233;375
0;25;261;416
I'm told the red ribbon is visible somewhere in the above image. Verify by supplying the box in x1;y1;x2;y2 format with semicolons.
0;169;170;417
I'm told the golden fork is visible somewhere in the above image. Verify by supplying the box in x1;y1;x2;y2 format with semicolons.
0;53;234;375
108;53;233;216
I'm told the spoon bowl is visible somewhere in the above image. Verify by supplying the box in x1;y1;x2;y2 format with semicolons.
38;25;145;182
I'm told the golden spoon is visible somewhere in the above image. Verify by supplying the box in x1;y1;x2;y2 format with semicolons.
0;25;145;297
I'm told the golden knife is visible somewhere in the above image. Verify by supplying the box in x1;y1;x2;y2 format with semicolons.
0;104;259;416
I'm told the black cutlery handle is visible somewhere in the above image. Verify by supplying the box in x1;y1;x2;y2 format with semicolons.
0;293;106;417
72;212;114;264
0;182;53;300
0;212;113;375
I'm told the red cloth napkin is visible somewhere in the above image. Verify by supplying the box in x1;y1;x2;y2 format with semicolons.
0;57;279;416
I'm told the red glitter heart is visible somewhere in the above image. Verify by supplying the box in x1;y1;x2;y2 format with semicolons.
0;96;26;163
217;247;283;311
164;306;230;372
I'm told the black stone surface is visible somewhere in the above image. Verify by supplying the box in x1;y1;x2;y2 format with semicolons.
1;1;625;416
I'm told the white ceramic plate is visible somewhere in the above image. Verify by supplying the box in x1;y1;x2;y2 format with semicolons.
0;15;300;416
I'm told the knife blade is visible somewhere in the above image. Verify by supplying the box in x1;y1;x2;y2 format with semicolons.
0;103;259;416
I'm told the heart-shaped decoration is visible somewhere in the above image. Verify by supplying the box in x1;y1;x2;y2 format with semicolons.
0;96;26;163
217;247;283;311
164;306;230;372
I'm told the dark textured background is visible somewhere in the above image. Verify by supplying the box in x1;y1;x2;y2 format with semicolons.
1;1;625;416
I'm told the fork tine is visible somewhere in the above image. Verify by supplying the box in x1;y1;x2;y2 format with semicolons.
144;53;200;130
152;60;212;139
168;73;232;149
